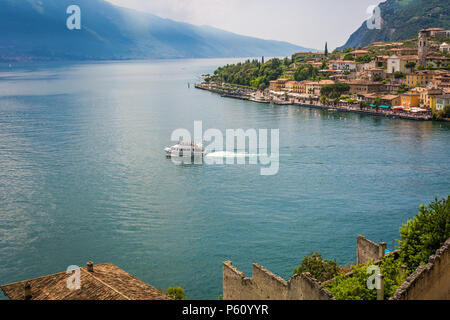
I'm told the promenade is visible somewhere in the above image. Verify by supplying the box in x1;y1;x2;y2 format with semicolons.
195;83;433;121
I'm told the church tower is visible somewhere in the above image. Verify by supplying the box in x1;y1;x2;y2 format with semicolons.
418;30;428;66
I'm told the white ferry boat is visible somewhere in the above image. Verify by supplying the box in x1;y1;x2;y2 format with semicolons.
164;142;206;158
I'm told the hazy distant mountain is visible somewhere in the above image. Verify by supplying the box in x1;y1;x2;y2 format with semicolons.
340;0;450;49
0;0;313;61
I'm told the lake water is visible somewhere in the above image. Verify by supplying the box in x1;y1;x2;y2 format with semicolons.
0;59;449;300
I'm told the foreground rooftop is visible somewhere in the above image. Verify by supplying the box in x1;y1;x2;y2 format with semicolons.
1;262;171;300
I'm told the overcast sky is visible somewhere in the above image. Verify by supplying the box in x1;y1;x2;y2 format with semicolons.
106;0;385;50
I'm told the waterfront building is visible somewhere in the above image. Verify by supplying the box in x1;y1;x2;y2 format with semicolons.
400;92;421;108
344;80;383;94
421;88;442;109
381;94;401;107
357;93;400;107
293;81;307;94
425;88;444;111
269;78;289;92
305;80;334;96
284;80;307;93
434;94;450;111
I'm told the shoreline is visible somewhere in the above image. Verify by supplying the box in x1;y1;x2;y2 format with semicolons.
195;83;436;122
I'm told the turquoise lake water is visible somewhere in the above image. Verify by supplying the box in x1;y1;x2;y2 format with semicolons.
0;59;449;300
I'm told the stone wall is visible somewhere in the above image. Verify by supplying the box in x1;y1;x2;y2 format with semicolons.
390;238;450;300
222;261;334;300
357;235;387;265
223;236;450;300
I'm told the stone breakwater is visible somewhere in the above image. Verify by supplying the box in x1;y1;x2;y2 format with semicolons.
195;83;433;121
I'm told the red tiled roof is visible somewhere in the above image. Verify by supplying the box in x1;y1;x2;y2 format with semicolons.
1;263;171;300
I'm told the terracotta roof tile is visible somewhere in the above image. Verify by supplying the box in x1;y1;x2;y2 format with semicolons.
1;263;171;300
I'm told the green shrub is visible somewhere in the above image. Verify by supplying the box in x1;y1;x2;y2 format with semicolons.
325;256;405;300
324;263;376;300
319;197;449;300
166;286;186;300
398;196;450;273
293;252;340;282
444;105;450;117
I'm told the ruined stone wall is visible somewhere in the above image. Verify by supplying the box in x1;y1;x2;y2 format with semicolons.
390;238;450;300
357;235;386;265
251;264;288;300
222;261;334;300
222;261;261;300
287;273;335;300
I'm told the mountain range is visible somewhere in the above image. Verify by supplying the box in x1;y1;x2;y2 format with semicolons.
0;0;313;61
341;0;450;49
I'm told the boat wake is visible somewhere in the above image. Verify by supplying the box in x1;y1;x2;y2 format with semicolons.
205;151;259;159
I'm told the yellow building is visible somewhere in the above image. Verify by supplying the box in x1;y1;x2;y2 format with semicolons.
400;92;420;107
429;94;450;113
405;71;436;87
278;80;308;94
284;81;296;92
292;81;307;94
429;96;438;112
269;79;289;92
421;88;442;109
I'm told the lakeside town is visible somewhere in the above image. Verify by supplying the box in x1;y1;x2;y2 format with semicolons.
196;27;450;121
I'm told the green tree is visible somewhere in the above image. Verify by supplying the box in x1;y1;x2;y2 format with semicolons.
373;96;382;106
373;74;383;82
325;257;406;300
211;58;284;90
397;196;450;273
393;71;405;79
396;85;410;94
293;252;340;282
294;64;319;81
325;42;328;57
444;104;450;117
405;61;416;72
359;101;368;110
166;286;186;300
343;53;354;61
320;83;350;99
355;54;373;64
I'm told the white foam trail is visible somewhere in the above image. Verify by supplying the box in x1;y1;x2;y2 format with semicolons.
205;151;258;158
